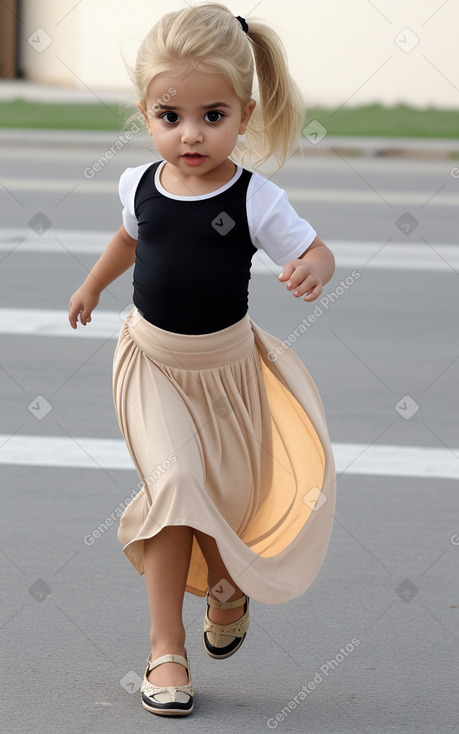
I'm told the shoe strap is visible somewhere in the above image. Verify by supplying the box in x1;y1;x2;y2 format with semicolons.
147;653;188;673
207;592;248;610
204;607;250;637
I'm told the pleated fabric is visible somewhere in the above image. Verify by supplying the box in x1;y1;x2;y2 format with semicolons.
113;307;335;605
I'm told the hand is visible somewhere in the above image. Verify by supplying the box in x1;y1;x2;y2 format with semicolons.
68;284;100;329
278;259;324;302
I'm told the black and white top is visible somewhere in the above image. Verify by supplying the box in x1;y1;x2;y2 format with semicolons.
119;160;317;334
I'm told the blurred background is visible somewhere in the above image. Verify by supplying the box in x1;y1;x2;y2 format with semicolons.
1;0;458;138
1;0;458;107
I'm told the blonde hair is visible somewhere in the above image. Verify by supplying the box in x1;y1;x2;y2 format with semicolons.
129;2;304;171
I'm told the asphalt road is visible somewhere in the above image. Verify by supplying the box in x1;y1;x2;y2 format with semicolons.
1;135;458;734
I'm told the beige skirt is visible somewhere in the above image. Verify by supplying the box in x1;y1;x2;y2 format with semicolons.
112;307;335;605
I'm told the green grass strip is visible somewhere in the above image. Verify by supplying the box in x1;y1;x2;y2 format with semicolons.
0;99;458;138
303;104;459;139
0;99;128;130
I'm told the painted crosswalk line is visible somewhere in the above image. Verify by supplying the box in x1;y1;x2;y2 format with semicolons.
0;434;457;479
1;229;459;272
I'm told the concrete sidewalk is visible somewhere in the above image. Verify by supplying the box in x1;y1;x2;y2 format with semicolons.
0;79;133;104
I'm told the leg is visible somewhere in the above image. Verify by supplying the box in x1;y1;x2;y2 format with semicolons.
194;530;246;625
143;525;193;686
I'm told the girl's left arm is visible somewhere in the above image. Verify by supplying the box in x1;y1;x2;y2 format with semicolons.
278;236;335;302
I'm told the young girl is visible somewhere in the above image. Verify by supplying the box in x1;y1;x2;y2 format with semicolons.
69;2;336;718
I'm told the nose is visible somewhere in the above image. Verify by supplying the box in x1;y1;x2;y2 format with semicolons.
181;122;203;145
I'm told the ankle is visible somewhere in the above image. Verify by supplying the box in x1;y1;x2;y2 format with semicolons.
150;630;186;658
208;579;244;603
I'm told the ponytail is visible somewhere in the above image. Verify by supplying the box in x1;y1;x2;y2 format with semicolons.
244;20;304;169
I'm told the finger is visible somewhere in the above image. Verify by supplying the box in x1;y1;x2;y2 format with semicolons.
283;263;311;290
303;283;323;302
278;261;297;283
68;304;78;329
290;273;317;297
70;306;88;327
79;308;91;326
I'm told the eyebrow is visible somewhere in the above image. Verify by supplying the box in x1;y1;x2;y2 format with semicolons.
156;102;231;111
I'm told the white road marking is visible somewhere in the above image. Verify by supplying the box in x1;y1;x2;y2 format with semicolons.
1;229;458;273
1;178;457;206
0;223;456;482
0;434;457;479
0;307;126;339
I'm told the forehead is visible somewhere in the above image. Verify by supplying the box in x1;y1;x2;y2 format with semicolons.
147;65;238;105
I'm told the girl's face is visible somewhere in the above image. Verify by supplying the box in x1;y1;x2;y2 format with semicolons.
138;65;256;185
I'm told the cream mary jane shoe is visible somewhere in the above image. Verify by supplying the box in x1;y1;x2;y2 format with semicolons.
203;592;250;659
140;652;194;716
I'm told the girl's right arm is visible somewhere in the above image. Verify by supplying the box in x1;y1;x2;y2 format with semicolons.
68;224;137;329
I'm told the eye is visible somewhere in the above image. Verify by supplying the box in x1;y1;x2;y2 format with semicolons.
204;110;224;123
160;111;179;124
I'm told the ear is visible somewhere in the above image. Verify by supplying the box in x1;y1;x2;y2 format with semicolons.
137;102;153;136
239;98;256;135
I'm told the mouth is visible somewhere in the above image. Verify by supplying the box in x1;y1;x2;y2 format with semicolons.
182;153;207;166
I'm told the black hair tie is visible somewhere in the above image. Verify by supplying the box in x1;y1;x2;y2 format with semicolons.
236;15;249;33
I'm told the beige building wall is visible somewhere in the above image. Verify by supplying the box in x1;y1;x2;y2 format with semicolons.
20;0;459;108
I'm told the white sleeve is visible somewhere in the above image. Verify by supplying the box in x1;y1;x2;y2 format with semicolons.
246;173;317;265
118;163;155;240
